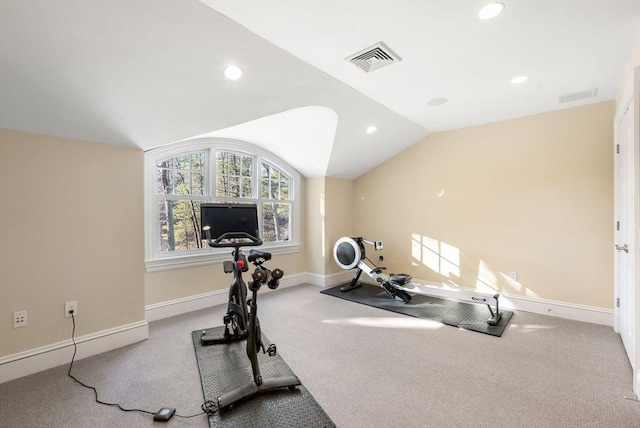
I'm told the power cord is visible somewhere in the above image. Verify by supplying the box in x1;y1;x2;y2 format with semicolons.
67;311;217;420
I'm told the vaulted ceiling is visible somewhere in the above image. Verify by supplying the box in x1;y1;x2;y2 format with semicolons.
1;1;639;178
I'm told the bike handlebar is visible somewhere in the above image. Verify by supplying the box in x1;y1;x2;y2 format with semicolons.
204;228;263;248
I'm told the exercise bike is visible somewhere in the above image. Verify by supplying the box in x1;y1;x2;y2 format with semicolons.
333;236;413;303
199;203;300;410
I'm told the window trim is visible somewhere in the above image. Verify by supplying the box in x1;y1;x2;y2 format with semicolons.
144;138;301;272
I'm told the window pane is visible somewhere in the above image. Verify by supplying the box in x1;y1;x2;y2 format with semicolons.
229;176;240;198
270;179;279;200
157;158;175;169
216;151;253;199
157;152;206;196
159;199;202;252
157;168;174;194
174;171;189;195
241;178;252;198
262;202;290;243
242;156;252;176
216;152;228;175
176;155;190;170
280;176;289;199
191;153;205;172
262;203;276;242
260;162;289;201
230;153;240;175
216;176;228;197
192;172;205;196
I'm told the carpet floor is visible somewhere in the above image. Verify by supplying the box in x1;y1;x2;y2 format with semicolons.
0;284;638;427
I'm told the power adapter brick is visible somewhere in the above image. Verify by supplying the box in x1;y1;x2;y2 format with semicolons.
153;407;175;422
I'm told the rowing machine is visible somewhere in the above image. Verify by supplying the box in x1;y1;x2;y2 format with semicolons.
333;236;412;303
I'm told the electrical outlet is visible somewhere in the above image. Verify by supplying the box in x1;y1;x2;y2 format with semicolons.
65;301;78;318
508;271;518;281
13;310;27;328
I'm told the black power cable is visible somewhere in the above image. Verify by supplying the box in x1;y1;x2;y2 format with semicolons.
66;311;217;420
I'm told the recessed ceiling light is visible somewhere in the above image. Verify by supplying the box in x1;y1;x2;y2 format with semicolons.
427;97;448;107
224;65;242;80
511;75;529;84
479;2;505;20
366;126;377;134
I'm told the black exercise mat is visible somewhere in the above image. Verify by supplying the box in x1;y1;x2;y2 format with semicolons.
321;283;513;337
192;326;335;428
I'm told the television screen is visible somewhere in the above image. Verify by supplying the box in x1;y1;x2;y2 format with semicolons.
200;203;260;240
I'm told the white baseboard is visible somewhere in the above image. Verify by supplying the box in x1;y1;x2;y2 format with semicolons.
499;292;613;326
146;273;613;326
399;280;614;326
305;271;354;288
145;289;229;323
0;320;148;384
145;272;313;322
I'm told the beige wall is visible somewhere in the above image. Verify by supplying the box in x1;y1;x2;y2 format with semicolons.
302;177;354;276
304;177;326;275
0;129;145;357
354;101;615;308
324;177;354;274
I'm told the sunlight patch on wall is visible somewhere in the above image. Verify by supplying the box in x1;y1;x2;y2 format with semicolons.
499;272;539;298
499;271;522;293
411;233;460;277
476;260;498;293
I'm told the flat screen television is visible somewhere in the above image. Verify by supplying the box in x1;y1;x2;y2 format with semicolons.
200;203;260;241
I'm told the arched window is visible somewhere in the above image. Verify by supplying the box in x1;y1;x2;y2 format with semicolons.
145;139;300;271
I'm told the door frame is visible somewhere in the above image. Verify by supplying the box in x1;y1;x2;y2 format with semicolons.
613;66;640;396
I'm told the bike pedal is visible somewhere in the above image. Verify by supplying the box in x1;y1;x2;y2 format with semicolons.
267;344;277;356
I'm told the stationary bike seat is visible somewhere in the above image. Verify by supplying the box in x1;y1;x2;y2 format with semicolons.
248;249;272;263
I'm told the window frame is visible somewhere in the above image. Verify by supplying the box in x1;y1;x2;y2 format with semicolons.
144;138;301;272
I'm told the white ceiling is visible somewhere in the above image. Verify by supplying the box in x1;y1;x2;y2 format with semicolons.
1;1;639;179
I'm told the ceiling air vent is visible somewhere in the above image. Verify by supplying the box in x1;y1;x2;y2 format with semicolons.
558;88;598;104
346;42;401;73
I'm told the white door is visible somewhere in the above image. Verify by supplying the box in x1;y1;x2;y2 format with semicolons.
614;98;635;363
613;67;639;396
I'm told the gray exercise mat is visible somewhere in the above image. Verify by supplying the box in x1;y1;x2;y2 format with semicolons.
192;327;335;428
321;283;513;337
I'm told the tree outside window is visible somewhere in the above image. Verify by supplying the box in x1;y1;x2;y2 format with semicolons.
156;152;206;252
151;145;296;259
261;162;290;243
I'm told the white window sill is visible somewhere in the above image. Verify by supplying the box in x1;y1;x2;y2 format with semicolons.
145;243;301;273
